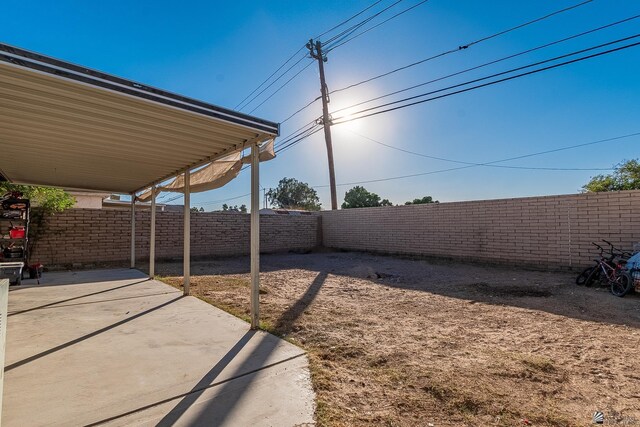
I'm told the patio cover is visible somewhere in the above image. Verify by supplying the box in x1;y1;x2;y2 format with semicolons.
0;43;279;193
0;42;275;331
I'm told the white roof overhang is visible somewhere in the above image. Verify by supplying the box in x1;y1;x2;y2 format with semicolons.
0;43;279;194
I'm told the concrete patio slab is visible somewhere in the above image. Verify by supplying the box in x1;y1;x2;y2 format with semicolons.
3;269;315;426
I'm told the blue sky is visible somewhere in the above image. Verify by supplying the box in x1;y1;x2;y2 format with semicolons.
2;0;639;210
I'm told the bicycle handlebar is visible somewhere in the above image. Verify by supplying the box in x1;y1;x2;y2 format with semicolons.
593;240;631;260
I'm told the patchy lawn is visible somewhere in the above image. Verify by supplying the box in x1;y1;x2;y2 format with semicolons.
157;252;640;427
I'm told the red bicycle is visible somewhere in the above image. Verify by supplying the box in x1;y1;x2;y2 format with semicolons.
575;241;633;297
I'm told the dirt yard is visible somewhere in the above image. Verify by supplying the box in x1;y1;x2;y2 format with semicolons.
157;252;640;427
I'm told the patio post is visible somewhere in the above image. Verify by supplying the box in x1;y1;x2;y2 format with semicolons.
250;143;260;329
130;194;136;268
149;186;156;277
183;170;190;296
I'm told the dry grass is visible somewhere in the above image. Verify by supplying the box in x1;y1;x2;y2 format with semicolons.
157;252;640;427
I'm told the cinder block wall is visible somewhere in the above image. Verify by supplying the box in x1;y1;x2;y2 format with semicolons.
31;210;320;266
320;190;640;269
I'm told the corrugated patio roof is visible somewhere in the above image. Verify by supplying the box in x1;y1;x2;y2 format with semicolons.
0;43;279;194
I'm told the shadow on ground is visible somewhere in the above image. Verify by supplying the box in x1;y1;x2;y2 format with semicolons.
156;251;640;329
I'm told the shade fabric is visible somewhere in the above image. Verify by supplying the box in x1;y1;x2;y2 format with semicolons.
137;139;275;201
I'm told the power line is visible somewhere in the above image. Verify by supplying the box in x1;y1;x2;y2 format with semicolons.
199;192;252;208
276;126;323;154
315;0;385;39
234;44;307;110
275;120;318;149
329;0;595;94
330;14;640;116
332;37;640;124
281;96;321;124
194;128;323;208
324;0;431;52
238;54;310;112
247;61;315;114
345;129;614;171
311;131;640;188
212;130;638;205
323;0;405;46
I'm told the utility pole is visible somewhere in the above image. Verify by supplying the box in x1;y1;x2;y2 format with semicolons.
307;39;338;210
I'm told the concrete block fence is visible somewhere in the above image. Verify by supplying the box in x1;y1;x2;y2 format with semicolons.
31;210;320;267
30;190;640;270
319;190;640;270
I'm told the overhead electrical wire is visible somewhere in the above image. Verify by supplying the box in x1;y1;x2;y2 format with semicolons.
198;192;252;208
281;2;617;126
310;132;640;188
234;45;307;110
330;14;640;116
331;37;640;125
345;129;614;171
324;0;431;52
322;0;405;46
276;126;323;154
238;54;310;112
203;131;639;206
234;0;408;114
333;34;640;118
192;127;323;209
247;61;315;114
275;120;319;149
281;96;321;124
329;0;595;94
315;0;386;39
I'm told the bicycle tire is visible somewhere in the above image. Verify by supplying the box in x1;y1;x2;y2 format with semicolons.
576;267;593;286
610;271;633;297
584;266;601;287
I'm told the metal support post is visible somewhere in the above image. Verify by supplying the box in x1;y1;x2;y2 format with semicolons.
183;170;191;296
130;194;136;268
149;186;156;277
250;143;260;329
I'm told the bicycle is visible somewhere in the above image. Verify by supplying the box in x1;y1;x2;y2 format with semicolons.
575;240;633;297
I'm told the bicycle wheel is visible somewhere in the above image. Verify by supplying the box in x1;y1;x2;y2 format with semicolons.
576;267;594;285
610;271;633;297
584;266;601;287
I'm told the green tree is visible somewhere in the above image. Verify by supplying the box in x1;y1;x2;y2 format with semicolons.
341;186;392;209
583;159;640;192
405;195;439;205
266;178;321;211
221;204;247;213
190;207;201;212
0;183;74;213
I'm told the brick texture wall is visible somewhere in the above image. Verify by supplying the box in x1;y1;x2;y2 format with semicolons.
32;210;320;266
320;190;640;270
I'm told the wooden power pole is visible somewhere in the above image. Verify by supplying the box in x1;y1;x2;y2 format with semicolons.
307;39;338;210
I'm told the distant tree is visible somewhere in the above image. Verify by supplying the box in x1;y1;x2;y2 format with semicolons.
190;207;200;212
583;159;640;192
221;204;247;213
199;207;205;212
267;178;321;211
404;196;439;205
342;186;392;209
